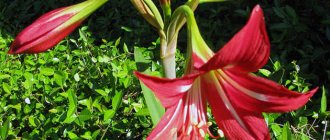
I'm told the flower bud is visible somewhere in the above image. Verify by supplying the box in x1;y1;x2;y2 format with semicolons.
8;0;107;54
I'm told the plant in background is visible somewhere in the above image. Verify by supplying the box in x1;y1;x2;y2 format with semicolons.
8;0;107;54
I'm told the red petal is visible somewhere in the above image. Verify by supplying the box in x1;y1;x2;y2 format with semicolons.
218;69;318;112
134;71;200;108
199;5;270;73
147;100;184;140
148;94;208;139
202;72;270;139
8;7;77;54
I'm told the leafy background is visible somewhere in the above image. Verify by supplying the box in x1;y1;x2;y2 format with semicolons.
0;0;329;139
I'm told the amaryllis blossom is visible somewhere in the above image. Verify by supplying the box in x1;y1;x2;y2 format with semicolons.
8;0;107;54
135;5;318;140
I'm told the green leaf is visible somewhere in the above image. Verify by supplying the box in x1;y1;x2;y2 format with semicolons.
123;43;129;53
92;97;103;112
78;97;93;112
115;37;121;47
97;55;110;63
80;131;92;139
2;83;10;94
135;108;150;116
259;69;271;77
78;109;92;122
273;7;286;19
40;67;55;76
298;117;308;128
300;132;309;140
139;76;164;125
121;26;133;32
92;129;101;139
0;118;10;140
273;61;281;71
103;109;115;123
64;114;77;124
65;89;77;122
49;108;58;113
285;5;297;19
271;124;282;138
54;71;66;87
67;131;79;140
0;74;10;80
112;91;123;110
79;28;88;44
28;116;40;127
281;122;292;140
74;73;80;82
134;47;151;71
321;86;327;113
95;89;108;97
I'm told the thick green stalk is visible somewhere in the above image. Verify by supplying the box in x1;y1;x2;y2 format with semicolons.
159;0;174;78
160;0;200;78
159;29;177;78
161;1;172;30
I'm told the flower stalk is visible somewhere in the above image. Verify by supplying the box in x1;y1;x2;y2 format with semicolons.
159;0;200;78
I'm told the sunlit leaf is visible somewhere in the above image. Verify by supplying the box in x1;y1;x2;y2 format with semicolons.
0;118;10;139
65;89;77;123
40;67;55;76
321;86;327;113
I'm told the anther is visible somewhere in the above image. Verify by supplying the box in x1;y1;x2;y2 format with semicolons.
199;129;206;137
187;125;193;135
197;121;205;128
207;122;212;126
218;129;224;138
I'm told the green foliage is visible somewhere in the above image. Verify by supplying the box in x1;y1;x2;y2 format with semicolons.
0;117;10;140
0;26;155;139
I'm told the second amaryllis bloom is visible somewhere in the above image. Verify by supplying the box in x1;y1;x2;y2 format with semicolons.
8;0;107;54
135;5;318;140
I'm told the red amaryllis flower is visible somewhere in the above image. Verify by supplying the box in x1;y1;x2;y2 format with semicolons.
8;0;107;54
135;5;318;139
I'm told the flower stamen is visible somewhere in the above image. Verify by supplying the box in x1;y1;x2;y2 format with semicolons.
199;129;206;137
218;129;224;138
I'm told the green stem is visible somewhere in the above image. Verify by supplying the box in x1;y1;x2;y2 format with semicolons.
144;0;164;29
159;30;176;78
159;1;174;78
171;5;214;71
160;0;200;78
171;5;198;36
161;2;172;30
